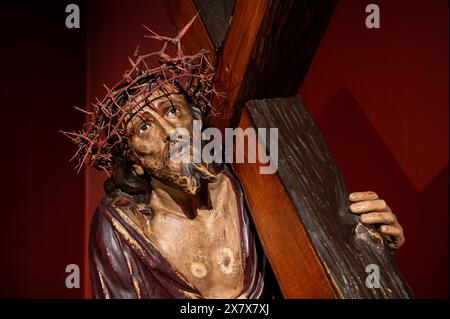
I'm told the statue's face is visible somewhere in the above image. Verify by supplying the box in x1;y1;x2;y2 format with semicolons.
126;86;217;195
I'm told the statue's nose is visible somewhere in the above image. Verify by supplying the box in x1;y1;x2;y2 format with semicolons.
161;120;177;142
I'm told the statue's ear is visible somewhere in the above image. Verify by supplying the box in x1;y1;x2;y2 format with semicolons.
132;164;145;176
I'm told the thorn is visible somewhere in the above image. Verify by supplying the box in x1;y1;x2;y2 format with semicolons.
177;13;198;40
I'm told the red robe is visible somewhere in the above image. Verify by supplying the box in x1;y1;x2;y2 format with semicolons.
89;171;273;299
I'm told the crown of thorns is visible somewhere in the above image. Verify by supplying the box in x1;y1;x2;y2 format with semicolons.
62;16;218;174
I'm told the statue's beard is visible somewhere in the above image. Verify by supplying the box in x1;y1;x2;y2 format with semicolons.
143;140;221;196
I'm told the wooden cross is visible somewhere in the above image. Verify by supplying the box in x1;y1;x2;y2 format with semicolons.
166;0;412;298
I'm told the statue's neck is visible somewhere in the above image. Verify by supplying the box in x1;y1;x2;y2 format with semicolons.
150;178;212;219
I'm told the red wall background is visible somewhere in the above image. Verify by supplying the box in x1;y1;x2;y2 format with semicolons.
0;0;447;299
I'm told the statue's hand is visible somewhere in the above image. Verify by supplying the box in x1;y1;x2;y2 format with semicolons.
349;191;405;250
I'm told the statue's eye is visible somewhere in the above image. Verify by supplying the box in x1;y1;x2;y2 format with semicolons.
166;106;181;118
138;123;150;134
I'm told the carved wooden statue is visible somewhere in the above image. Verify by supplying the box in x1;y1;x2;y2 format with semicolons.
64;0;412;299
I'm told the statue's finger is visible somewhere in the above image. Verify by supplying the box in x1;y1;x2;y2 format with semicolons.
350;199;387;213
360;212;396;225
349;191;379;202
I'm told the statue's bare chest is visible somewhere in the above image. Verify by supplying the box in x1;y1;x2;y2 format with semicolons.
149;206;244;298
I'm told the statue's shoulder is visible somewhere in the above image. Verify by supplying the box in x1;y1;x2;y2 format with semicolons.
100;190;152;220
91;191;151;238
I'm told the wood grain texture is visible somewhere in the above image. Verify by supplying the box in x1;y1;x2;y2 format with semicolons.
236;96;413;298
209;0;271;132
193;0;235;49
